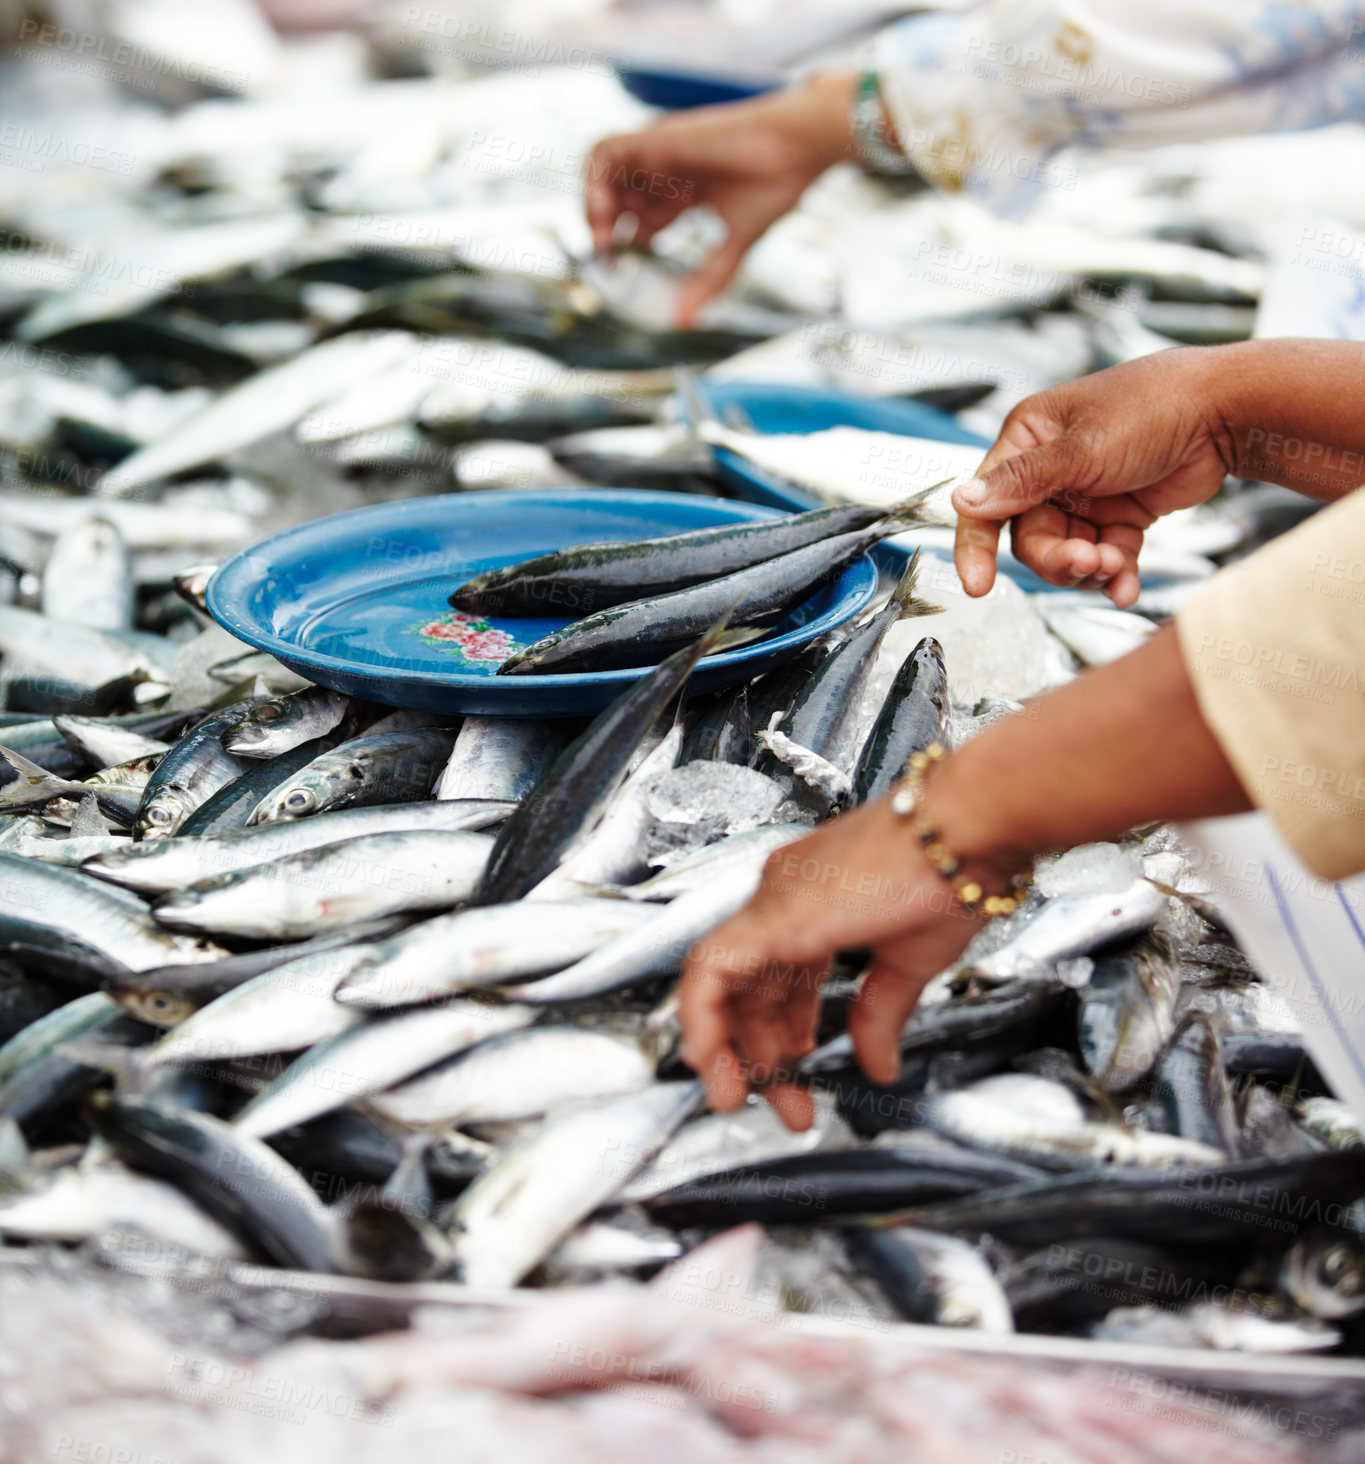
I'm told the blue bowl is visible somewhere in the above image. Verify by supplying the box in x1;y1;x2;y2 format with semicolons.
614;65;777;110
206;489;880;716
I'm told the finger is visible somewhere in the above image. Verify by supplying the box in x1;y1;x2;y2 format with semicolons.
676;225;760;328
953;434;1098;523
779;965;824;1060
760;1083;815;1134
1011;506;1101;587
679;920;756;1110
953;513;1001;598
1107;565;1142;609
847;959;930;1086
584;142;625;255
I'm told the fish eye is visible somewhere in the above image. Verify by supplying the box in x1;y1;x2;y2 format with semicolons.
146;806;171;825
285;789;315;811
1322;1246;1352;1281
257;706;280;722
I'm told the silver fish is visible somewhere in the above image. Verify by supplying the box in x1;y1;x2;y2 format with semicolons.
367;1026;657;1129
83;798;514;896
54;716;169;768
964;880;1168;982
616;823;808;900
849;1226;1014;1332
435;715;568;802
530;725;682;897
140;945;376;1068
1079;934;1182;1092
135;702;258;838
40;518;134;632
232;1000;537;1139
102;331;419;495
921;1074;1224;1172
334;899;657;1009
246;727;456;824
506;868;766;1004
151;829;495;939
0;855;221;972
451;1080;702;1287
0;1162;247;1258
220;686;351;759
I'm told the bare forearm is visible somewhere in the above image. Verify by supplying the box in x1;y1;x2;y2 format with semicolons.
1213;339;1365;501
927;626;1251;877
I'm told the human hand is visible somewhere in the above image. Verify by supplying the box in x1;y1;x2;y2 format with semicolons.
952;347;1235;607
678;798;983;1131
586;74;855;328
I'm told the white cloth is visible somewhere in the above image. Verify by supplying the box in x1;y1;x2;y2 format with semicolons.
1183;811;1365;1127
875;2;1365;208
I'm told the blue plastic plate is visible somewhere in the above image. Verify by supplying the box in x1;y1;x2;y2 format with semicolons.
614;65;777;110
206;489;880;716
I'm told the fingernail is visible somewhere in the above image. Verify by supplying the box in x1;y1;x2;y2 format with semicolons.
953;478;988;507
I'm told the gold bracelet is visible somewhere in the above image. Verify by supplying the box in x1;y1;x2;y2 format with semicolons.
890;742;1032;919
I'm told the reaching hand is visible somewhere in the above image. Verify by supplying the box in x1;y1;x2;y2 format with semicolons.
586;75;855;328
952;348;1236;607
678;798;983;1130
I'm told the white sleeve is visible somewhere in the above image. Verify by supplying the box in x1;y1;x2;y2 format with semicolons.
874;1;1365;208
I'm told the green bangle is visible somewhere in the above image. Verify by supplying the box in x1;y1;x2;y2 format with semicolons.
851;69;919;178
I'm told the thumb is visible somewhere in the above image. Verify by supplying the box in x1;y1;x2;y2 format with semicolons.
676;224;762;328
952;435;1092;522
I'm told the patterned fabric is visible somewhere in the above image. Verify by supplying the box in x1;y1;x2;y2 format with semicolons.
874;2;1365;208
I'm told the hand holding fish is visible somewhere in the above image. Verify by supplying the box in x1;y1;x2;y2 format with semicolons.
952;340;1365;606
586;74;856;328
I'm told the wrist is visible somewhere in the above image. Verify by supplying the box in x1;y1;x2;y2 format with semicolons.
918;741;1038;893
778;70;858;173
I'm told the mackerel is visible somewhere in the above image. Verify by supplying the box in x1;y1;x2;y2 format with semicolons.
334;899;657;1009
135;700;260;837
83;798;513;895
366;1026;657;1129
435;715;570;802
505;869;762;1004
151;829;495;939
221;686;351;759
450;1081;702;1287
233;1000;537;1139
475;625;724;904
0;854;223;972
91;1093;343;1272
499;511;920;675
853;635;951;804
451;499;915;617
246;727;456;823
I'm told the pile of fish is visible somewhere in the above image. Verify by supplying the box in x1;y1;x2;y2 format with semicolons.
0;551;1362;1356
0;6;1360;1374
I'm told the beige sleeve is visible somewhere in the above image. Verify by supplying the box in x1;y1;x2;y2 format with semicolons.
1176;489;1365;881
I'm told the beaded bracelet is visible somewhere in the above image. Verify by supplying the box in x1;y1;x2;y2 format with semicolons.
890;742;1032;919
850;69;920;178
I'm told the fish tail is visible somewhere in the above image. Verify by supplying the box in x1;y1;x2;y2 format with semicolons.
889;549;943;619
879;477;955;531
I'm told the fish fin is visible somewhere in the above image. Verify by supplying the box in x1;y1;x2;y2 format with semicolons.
0;744;68;784
55;1041;148;1082
888;548;944;619
878;478;956;532
70;792;111;839
0;1115;28;1194
707;626;768;655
